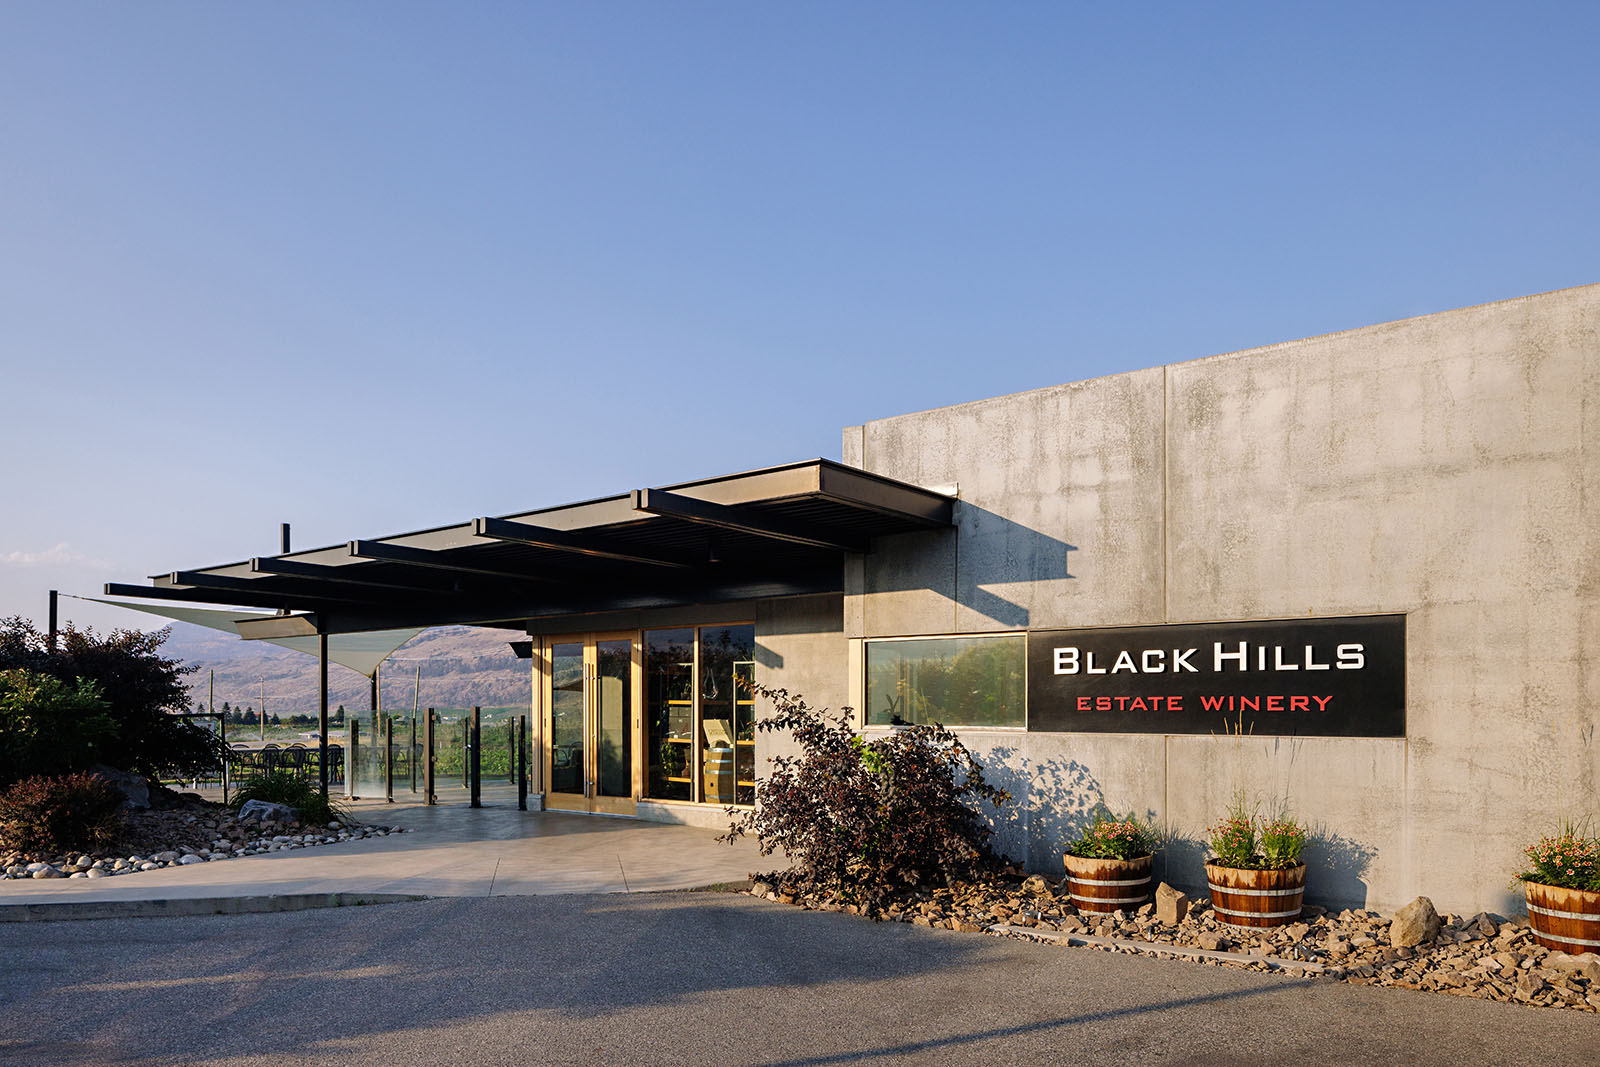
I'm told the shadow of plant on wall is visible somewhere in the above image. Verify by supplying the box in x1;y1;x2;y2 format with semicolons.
983;747;1171;876
1302;827;1377;911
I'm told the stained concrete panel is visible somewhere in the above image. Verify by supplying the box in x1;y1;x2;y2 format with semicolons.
851;367;1165;635
754;594;847;771
831;283;1600;915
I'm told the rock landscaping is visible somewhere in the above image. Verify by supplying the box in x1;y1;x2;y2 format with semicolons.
1;791;405;883
748;871;1600;1014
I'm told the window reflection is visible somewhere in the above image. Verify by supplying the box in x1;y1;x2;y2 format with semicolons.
866;635;1025;728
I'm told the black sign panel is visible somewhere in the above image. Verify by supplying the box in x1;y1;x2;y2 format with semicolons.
1026;615;1405;737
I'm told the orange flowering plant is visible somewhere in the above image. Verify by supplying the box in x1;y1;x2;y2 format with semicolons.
1065;809;1158;860
1517;820;1600;891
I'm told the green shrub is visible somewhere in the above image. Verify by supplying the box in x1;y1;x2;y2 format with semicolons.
0;669;119;785
0;617;225;783
229;771;350;826
0;772;124;853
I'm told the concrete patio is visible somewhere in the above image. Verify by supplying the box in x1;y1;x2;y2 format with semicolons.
0;785;764;909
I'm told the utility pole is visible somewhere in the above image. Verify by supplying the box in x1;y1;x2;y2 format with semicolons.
47;590;58;653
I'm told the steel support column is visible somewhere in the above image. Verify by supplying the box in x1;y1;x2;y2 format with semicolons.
423;708;435;805
318;634;329;796
469;706;481;808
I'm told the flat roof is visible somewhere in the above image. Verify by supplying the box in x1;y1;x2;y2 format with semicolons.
107;459;953;636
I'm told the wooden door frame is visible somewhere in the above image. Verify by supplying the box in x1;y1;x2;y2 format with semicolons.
539;632;640;816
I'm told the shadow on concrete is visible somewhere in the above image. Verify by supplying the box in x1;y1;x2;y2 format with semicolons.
863;504;1077;629
754;981;1314;1067
1303;827;1376;911
3;895;1012;1064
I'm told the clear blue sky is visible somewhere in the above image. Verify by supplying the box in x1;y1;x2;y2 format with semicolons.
3;1;1595;632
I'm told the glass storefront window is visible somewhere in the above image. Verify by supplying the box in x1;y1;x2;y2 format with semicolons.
644;628;695;802
865;634;1026;728
644;624;756;805
699;625;755;806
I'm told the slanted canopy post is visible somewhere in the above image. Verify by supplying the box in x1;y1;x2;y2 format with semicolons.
318;633;329;796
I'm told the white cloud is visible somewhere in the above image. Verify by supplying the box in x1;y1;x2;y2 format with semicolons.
0;542;113;570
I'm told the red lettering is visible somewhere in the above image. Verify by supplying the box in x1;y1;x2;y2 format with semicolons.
1096;696;1112;711
1240;696;1260;713
1130;697;1148;712
1312;695;1333;712
1200;696;1225;712
1289;695;1309;712
1078;697;1091;711
1169;696;1183;712
1267;695;1283;712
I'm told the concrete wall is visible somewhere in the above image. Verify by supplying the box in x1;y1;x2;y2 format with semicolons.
829;283;1600;916
753;593;847;770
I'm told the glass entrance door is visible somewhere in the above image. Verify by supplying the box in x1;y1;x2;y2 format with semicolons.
544;634;637;815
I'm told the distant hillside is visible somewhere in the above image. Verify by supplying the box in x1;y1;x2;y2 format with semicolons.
159;622;531;715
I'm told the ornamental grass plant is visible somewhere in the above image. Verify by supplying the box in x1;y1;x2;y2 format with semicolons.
1064;810;1158;861
228;771;350;826
1207;790;1305;870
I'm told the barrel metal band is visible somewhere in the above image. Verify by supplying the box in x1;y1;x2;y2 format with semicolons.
1212;902;1303;920
1527;901;1600;924
1069;876;1151;888
1207;882;1304;899
1531;930;1600;949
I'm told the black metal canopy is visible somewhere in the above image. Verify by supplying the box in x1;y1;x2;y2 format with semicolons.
107;459;953;636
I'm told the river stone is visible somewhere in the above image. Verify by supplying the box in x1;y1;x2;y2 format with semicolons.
1155;882;1189;925
237;800;298;823
1391;896;1442;948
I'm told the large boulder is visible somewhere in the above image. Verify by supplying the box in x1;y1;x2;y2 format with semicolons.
90;765;151;811
237;800;298;823
1390;896;1442;947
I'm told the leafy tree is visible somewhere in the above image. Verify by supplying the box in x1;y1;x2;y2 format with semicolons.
0;617;224;780
0;670;119;785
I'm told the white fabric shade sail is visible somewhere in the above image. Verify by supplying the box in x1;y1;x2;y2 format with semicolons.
84;598;422;678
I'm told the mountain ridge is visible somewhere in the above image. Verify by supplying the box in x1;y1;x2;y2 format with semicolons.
159;622;532;714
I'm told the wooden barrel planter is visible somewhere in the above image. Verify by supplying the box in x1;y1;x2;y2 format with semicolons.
1524;882;1600;954
1205;862;1306;930
1063;854;1153;913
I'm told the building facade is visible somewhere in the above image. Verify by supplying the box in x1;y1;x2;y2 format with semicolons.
115;283;1599;917
762;282;1597;916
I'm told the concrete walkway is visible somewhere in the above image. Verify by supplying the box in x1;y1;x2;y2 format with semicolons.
0;785;764;908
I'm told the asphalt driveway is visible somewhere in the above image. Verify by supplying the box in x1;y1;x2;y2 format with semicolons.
3;892;1595;1066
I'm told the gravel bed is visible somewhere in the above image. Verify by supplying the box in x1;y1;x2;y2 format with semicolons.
750;871;1600;1013
1;797;406;883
